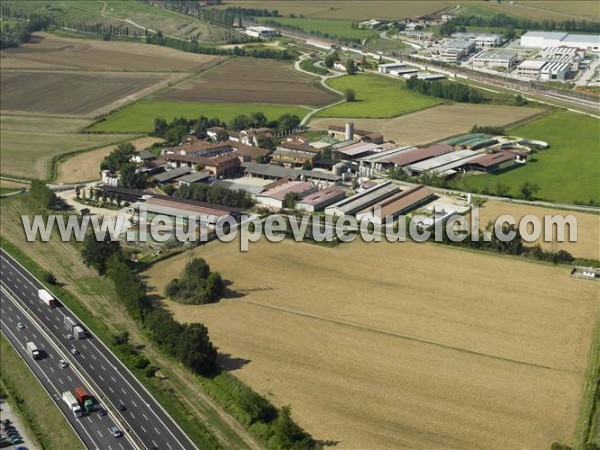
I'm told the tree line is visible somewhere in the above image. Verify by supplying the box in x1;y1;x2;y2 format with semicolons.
176;183;255;208
260;19;363;46
165;257;225;304
448;13;600;34
405;76;484;103
0;16;49;49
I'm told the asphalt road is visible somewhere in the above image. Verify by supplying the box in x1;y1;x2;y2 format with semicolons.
0;250;198;450
0;288;135;450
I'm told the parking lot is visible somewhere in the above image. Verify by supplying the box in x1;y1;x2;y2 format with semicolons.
0;396;40;450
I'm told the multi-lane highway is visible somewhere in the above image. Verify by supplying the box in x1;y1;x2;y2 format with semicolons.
0;249;198;450
1;288;136;450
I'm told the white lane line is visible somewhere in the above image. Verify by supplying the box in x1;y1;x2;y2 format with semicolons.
88;416;93;423
91;354;97;360
110;376;116;383
49;366;55;373
131;401;138;408
140;426;147;433
121;388;126;394
142;413;149;421
108;386;114;393
97;429;103;437
130;412;135;419
101;364;107;371
98;374;104;382
154;427;159;434
166;442;173;450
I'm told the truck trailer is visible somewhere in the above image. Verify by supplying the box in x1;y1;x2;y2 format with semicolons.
64;316;86;339
25;342;41;360
74;387;93;413
38;289;57;307
62;391;83;418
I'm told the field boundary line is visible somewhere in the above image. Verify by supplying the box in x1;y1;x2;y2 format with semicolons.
244;300;562;371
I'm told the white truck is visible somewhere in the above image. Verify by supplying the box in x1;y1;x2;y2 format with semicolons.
26;342;41;360
64;316;86;340
38;289;57;307
62;391;83;418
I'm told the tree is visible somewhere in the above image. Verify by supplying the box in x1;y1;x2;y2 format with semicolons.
101;142;137;173
250;111;268;127
42;271;57;285
495;183;511;197
119;164;147;189
324;53;336;68
345;59;357;74
75;185;81;199
231;114;251;131
344;88;356;102
215;129;229;142
175;323;217;376
206;272;225;301
283;192;300;209
81;233;122;275
276;113;301;133
519;182;540;200
256;134;276;151
29;179;57;209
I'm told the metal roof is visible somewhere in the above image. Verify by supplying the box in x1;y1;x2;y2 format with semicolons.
560;34;600;45
176;172;212;183
326;181;399;215
408;150;481;173
153;166;191;183
518;59;547;70
521;31;568;40
243;162;341;182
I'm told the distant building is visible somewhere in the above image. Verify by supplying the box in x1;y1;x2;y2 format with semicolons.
327;124;384;144
559;34;600;53
358;19;382;29
295;188;346;213
440;39;475;61
516;59;547;78
452;32;503;48
520;31;569;48
472;49;519;69
245;26;280;39
256;180;317;210
539;61;571;80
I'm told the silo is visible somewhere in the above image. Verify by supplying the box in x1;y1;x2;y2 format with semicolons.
345;122;354;141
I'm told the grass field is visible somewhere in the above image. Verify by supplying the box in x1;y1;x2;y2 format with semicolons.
316;74;441;118
156;57;340;107
1;71;173;116
1;335;84;450
310;103;542;145
0;33;225;72
256;16;379;41
90;99;311;133
457;1;600;22
56;136;163;184
452;111;600;204
145;238;599;449
474;200;600;261
0;115;134;179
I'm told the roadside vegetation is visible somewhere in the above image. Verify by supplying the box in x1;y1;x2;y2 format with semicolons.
257;17;378;44
299;58;330;76
0;335;84;450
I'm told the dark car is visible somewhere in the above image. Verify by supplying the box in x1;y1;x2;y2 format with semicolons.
98;407;107;416
117;403;126;411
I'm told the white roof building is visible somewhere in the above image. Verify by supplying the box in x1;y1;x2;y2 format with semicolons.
559;34;600;53
520;31;568;48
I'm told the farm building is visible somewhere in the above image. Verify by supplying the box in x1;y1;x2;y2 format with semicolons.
272;140;320;167
212;177;274;199
391;67;419;76
256;181;317;210
464;151;522;172
520;31;568;48
131;149;156;164
539;62;571;80
356;146;417;172
164;140;232;157
245;26;280;39
355;185;436;224
176;171;212;187
407;150;484;177
325;181;399;216
375;143;455;169
327;124;384;144
243;162;341;187
516;60;548;78
409;72;446;81
334;142;381;161
472;49;519;69
295;188;347;213
153;166;192;184
227;140;272;162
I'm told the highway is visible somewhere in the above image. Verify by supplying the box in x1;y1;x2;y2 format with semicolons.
0;250;198;450
0;288;136;450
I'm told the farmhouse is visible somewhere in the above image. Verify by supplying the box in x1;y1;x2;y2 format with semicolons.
131;149;156;164
164;140;232;157
227;140;272;162
164;153;241;178
295;188;347;213
256;181;317;210
243;162;341;186
325;181;399;216
245;26;280;39
355;185;436;224
472;49;519;69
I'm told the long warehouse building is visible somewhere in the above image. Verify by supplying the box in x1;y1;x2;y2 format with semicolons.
325;181;399;216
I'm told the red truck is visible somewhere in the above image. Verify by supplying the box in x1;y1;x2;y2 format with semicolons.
74;387;93;413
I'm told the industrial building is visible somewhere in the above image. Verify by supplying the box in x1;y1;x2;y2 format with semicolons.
520;31;569;48
440;39;475;61
472;49;519;69
559;34;600;53
355;185;435;224
452;32;503;48
539;61;571;80
378;63;406;73
325;181;399;216
516;59;548;78
295;188;347;213
245;26;280;39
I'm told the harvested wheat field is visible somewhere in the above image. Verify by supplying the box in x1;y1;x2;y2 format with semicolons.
145;239;599;449
0;33;224;72
56;136;163;184
310;104;543;145
0;71;178;117
156;57;340;107
474;200;600;261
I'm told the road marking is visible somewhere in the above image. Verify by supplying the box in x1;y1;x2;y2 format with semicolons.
98;374;104;381
52;324;58;330
132;401;138;408
142;413;149;421
49;366;54;373
108;386;114;393
130;412;135;419
110;376;116;383
88;416;93;423
166;442;173;449
140;426;147;433
121;388;126;394
67;375;73;382
154;427;159;434
91;354;97;360
101;364;107;371
97;429;103;437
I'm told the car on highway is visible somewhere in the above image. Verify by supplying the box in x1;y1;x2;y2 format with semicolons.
70;348;79;356
117;403;126;411
16;323;25;330
59;359;68;368
97;407;107;416
109;427;122;438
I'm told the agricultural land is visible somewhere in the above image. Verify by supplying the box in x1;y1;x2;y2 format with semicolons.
452;111;600;204
256;17;380;41
316;74;441;118
309;103;543;146
145;238;600;450
156;57;340;107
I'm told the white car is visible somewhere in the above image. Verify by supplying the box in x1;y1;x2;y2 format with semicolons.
109;427;122;438
16;323;25;330
70;348;79;356
59;359;68;368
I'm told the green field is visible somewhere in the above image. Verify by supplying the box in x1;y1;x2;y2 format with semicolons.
256;16;379;41
452;111;600;204
90;99;311;133
316;74;441;118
